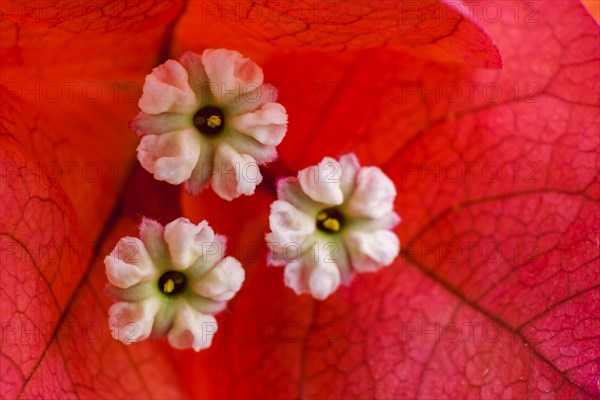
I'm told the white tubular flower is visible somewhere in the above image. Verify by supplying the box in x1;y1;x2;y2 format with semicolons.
104;217;245;351
266;154;400;300
132;49;288;201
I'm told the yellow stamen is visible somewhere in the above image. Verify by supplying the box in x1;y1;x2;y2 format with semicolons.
316;211;327;221
163;279;175;294
206;115;222;128
322;218;340;232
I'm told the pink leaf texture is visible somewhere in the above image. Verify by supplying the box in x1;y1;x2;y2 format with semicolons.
1;0;598;399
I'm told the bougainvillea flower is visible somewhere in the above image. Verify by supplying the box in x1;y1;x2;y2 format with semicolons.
267;154;400;299
105;217;243;351
1;1;599;399
133;49;288;200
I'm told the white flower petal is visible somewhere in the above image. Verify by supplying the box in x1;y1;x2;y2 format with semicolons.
108;299;160;345
105;281;156;303
104;237;156;289
136;129;201;185
338;153;360;198
345;230;400;273
227;83;279;115
179;51;209;97
167;304;218;351
276;177;321;214
202;49;264;103
283;244;341;300
268;200;315;246
231;102;288;146
164;218;216;269
184;139;216;195
138;59;197;114
266;236;296;266
298;157;344;205
223;132;278;165
212;143;262;201
308;259;341;301
192;256;245;301
345;166;396;219
131;112;190;137
283;259;310;296
139;218;170;268
186;234;229;280
187;293;227;315
354;211;401;231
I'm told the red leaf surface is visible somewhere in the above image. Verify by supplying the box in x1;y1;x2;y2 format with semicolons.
176;1;600;399
0;144;187;397
172;0;502;67
0;0;184;33
1;1;189;397
1;0;598;399
0;0;186;240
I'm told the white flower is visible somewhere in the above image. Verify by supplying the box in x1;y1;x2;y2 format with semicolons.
104;217;245;351
133;49;288;201
266;154;400;300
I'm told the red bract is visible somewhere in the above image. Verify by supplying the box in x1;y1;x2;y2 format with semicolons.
1;1;598;399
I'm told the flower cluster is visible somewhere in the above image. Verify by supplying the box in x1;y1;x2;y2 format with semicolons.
266;154;400;300
105;218;243;351
106;49;400;350
132;49;288;201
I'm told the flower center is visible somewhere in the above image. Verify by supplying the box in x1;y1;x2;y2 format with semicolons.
193;106;224;135
316;208;344;233
158;271;187;295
